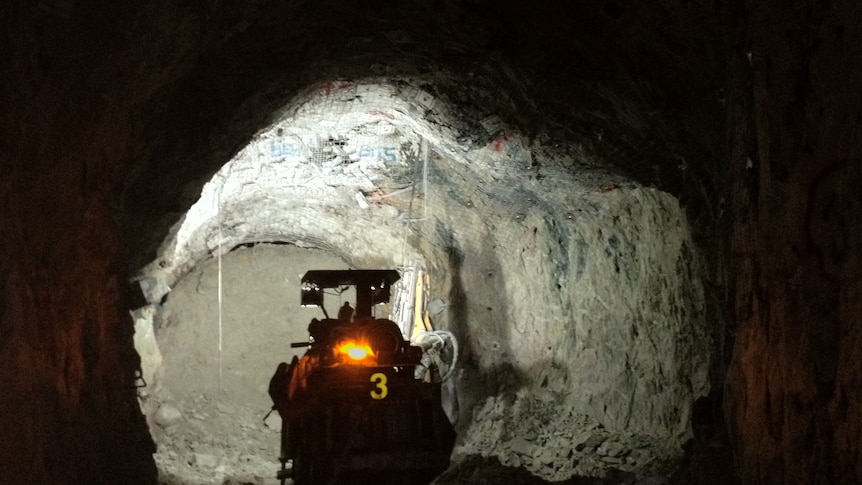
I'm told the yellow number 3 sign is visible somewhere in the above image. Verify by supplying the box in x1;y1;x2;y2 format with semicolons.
370;372;388;400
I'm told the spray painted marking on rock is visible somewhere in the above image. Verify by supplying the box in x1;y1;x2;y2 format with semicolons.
358;146;397;162
269;140;397;163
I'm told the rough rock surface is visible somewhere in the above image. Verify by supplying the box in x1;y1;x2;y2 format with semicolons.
725;2;862;483
140;244;349;484
142;241;710;484
139;126;710;480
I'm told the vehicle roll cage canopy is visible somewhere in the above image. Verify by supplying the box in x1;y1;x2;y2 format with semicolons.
300;269;400;320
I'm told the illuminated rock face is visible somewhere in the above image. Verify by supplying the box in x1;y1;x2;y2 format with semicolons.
135;82;710;479
1;1;859;484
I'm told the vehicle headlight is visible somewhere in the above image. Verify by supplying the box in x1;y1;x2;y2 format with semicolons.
336;340;374;361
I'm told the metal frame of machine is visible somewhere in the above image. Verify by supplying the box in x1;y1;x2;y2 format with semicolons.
269;269;456;485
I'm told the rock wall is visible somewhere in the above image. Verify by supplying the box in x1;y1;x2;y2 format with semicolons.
727;1;862;483
0;5;164;482
419;162;710;480
0;172;157;483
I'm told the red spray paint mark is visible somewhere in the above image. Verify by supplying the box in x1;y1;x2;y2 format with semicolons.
494;133;508;152
319;81;353;97
320;81;333;97
367;110;395;119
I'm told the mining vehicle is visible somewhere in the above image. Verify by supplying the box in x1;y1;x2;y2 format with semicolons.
269;269;456;485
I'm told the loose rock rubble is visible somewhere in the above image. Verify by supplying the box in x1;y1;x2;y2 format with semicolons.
142;244;347;485
145;390;282;485
454;393;682;482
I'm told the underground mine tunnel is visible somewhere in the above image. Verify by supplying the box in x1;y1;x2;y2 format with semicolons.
1;1;861;485
133;83;711;484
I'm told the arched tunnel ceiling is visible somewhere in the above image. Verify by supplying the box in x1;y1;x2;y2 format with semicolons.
117;0;728;271
144;78;626;289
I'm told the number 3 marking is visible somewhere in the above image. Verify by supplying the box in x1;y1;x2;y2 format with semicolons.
370;373;388;400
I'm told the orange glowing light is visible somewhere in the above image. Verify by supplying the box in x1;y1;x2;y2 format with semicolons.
337;341;374;361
